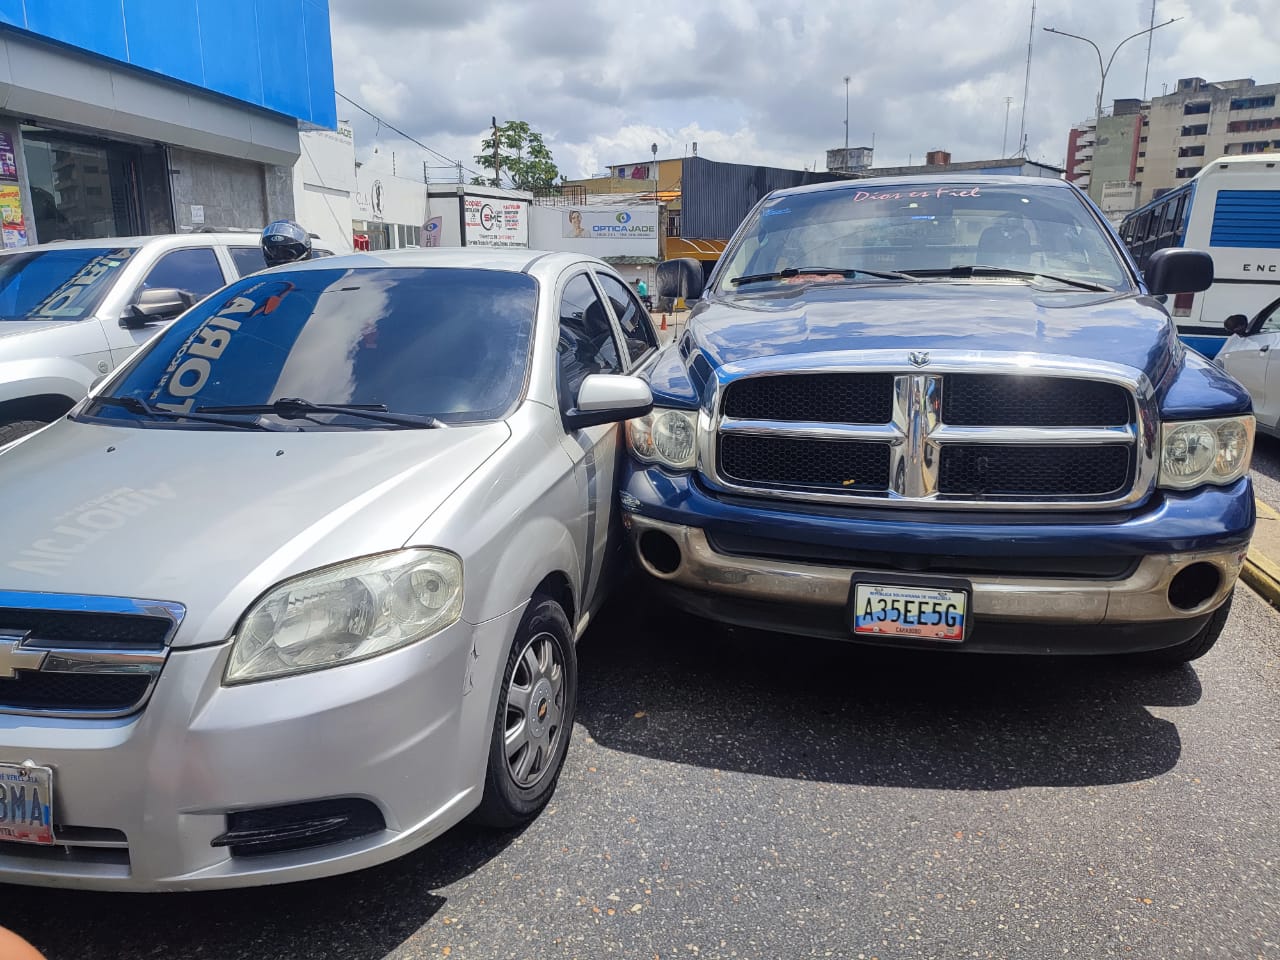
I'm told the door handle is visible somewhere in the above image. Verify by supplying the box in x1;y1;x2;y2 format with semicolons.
1261;345;1271;353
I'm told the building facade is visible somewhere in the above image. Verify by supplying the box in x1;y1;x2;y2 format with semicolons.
1142;77;1280;201
0;1;335;246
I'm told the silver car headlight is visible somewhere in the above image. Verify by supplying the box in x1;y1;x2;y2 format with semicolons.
1158;416;1255;490
627;408;699;471
224;548;463;684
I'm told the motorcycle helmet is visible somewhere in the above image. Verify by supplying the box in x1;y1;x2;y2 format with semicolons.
261;220;312;267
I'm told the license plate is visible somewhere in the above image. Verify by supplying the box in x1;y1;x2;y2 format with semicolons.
0;762;54;845
851;579;969;643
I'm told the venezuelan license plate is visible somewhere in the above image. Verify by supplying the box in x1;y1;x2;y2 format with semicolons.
851;578;970;643
0;762;54;845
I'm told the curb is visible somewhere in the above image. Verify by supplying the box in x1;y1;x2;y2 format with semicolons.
1242;497;1280;610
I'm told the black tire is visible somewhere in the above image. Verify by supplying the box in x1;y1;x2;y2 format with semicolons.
1135;590;1234;666
0;420;48;447
471;595;578;829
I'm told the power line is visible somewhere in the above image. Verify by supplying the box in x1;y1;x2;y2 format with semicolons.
335;91;490;182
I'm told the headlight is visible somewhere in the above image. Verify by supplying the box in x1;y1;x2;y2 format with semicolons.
627;408;699;470
224;548;463;684
1158;416;1255;490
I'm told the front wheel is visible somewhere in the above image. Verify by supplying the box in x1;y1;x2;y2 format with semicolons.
471;596;578;828
1135;590;1234;666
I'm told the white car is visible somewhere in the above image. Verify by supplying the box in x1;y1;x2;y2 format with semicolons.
0;234;282;446
1218;295;1280;435
0;248;657;889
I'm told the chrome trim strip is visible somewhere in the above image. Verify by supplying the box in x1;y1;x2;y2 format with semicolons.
0;591;185;720
698;350;1158;511
628;515;1242;624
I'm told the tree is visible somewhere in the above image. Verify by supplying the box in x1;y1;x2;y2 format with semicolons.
472;120;561;192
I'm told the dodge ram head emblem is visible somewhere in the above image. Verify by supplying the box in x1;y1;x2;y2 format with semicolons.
908;351;930;368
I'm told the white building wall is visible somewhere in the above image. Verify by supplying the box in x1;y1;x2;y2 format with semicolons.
294;123;356;253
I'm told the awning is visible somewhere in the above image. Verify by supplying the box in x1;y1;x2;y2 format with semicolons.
603;256;659;266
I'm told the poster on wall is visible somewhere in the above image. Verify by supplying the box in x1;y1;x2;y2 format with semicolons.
464;197;528;248
562;208;658;241
423;217;442;247
0;185;29;248
0;132;16;180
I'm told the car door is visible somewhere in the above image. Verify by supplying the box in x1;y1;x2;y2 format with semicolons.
554;270;628;615
112;245;231;362
1220;295;1280;428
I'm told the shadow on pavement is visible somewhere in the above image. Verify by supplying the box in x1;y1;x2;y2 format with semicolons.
5;821;524;960
576;589;1202;791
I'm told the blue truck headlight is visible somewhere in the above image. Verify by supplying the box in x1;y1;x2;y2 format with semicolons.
1158;416;1255;490
627;408;699;471
224;548;463;684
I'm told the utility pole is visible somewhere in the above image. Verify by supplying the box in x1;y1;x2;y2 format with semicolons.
491;116;501;188
1143;0;1157;99
843;76;851;150
1018;0;1036;158
1002;96;1014;157
1044;18;1180;127
456;161;463;184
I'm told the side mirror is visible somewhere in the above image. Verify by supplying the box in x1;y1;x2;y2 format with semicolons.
1144;248;1213;297
122;288;194;328
656;258;706;301
563;374;653;430
1224;314;1250;336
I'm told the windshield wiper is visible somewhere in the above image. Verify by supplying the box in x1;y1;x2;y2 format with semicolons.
900;266;1114;292
92;395;273;430
197;398;443;429
728;266;919;286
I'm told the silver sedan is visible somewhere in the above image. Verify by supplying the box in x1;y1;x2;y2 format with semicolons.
0;248;657;890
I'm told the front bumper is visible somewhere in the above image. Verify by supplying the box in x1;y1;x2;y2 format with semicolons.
0;608;520;891
622;467;1253;652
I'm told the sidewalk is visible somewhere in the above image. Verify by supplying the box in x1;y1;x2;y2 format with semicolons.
1243;497;1280;609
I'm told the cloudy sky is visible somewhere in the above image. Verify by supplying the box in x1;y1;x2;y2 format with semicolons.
328;0;1276;183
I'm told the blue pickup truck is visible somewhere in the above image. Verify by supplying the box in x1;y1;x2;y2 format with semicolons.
624;176;1255;664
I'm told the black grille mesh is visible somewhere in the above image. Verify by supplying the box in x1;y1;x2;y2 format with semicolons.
938;445;1132;497
720;435;891;490
0;610;171;648
943;375;1130;426
0;672;150;712
724;374;894;424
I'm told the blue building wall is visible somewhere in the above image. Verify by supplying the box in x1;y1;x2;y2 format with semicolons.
0;0;336;127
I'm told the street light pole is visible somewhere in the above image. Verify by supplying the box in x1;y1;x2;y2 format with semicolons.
843;76;850;151
1043;19;1180;125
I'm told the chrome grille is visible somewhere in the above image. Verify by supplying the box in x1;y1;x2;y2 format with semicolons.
707;357;1153;510
0;591;184;719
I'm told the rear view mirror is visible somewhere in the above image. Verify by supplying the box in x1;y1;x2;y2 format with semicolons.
563;374;653;430
1224;314;1249;336
656;258;706;301
1144;248;1213;297
122;288;194;328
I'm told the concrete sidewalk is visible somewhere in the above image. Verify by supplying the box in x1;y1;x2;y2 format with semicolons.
1243;497;1280;609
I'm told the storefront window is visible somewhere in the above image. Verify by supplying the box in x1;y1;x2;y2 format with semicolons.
21;128;147;242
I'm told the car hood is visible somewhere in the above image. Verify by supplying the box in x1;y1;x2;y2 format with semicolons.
0;419;510;646
687;282;1179;382
0;319;78;341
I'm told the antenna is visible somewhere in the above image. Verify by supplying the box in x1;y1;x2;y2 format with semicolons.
1143;0;1156;99
1018;0;1036;157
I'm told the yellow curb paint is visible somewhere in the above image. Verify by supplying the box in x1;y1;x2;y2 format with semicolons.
1244;497;1280;608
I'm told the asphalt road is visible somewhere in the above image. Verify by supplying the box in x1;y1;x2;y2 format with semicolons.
4;583;1280;960
1253;431;1280;509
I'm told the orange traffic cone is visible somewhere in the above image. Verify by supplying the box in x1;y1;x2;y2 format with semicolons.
660;314;668;331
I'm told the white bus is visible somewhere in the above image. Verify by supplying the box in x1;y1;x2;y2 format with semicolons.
1118;155;1280;358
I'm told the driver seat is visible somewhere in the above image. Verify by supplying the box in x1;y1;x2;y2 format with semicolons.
976;222;1032;268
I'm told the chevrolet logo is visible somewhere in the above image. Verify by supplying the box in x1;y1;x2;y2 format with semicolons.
0;631;46;679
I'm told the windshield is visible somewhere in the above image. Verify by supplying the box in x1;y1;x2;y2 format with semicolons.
0;247;135;321
91;266;537;428
715;182;1131;293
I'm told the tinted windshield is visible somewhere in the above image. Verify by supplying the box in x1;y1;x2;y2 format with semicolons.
716;182;1131;292
94;267;537;427
0;247;135;321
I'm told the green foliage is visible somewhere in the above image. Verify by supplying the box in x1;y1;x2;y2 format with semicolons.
472;120;562;192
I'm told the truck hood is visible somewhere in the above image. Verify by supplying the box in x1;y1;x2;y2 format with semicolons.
0;419;510;647
0;319;78;340
687;282;1179;382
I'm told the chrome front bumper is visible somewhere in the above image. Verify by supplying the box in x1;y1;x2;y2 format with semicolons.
626;514;1245;626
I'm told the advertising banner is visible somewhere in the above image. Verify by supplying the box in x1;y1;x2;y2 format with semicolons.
0;132;17;180
563;208;658;242
423;217;443;247
464;197;528;248
0;184;29;248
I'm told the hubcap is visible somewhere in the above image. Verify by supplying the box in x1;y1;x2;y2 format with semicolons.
502;631;565;789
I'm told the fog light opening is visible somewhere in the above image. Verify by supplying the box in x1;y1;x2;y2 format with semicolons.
1168;562;1222;611
639;529;682;575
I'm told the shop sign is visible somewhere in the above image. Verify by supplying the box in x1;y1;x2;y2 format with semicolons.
0;185;28;248
464;197;527;248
